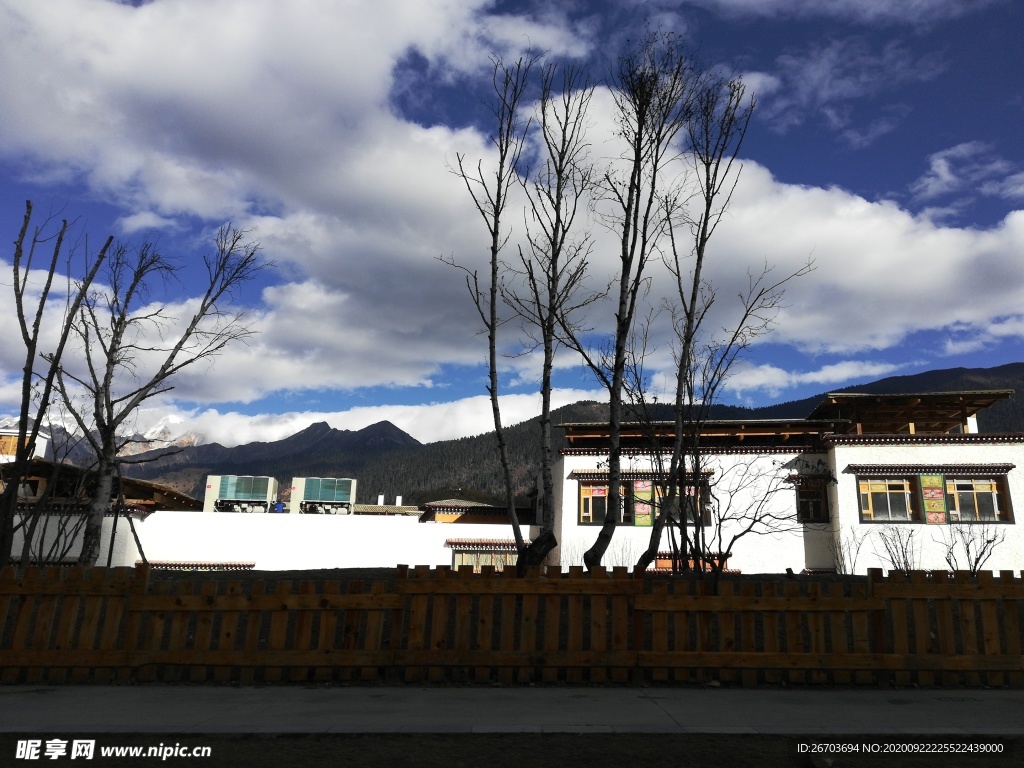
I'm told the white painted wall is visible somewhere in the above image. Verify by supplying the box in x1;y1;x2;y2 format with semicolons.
12;512;135;566
554;441;1024;575
107;512;539;570
552;452;818;573
829;441;1024;574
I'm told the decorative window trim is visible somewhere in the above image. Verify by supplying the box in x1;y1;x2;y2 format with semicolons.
845;464;1014;477
853;473;1014;525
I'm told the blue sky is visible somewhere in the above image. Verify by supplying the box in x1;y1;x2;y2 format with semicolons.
1;0;1022;446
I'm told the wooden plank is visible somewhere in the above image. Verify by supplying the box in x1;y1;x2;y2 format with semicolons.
289;580;316;683
609;568;631;684
361;580;388;682
976;572;1002;688
634;594;885;612
160;580;194;683
404;566;431;683
192;581;224;679
761;581;782;685
136;592;404;612
825;583;851;685
955;572;982;687
588;568;607;683
717;581;736;685
999;571;1024;688
262;580;292;682
238;580;266;684
566;588;584;684
64;570;105;683
517;591;540;683
650;581;669;682
783;582;804;685
49;585;82;684
25;580;60;684
427;570;450;683
452;567;475;681
474;581;495;683
313;580;342;682
497;568;517;685
541;592;560;683
0;566;18;658
738;581;758;687
2;587;34;683
907;571;933;688
889;578;911;687
340;580;366;682
872;580;1024;600
391;579;644;596
93;576;131;685
210;580;242;683
806;583;826;684
929;572;958;686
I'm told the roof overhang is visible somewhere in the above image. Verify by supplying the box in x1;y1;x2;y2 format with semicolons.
807;390;1012;435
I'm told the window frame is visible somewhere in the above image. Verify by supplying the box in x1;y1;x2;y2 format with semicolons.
857;477;921;523
796;482;830;523
944;476;1013;524
578;479;706;526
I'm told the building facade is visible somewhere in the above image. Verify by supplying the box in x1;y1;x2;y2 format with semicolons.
548;391;1024;574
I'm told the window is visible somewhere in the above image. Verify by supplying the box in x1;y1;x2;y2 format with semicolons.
579;483;607;525
577;481;640;526
797;483;829;523
452;550;515;572
578;478;711;526
858;478;919;522
946;478;1010;523
660;483;711;526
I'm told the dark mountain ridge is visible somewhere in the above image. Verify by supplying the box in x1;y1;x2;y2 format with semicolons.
123;363;1024;505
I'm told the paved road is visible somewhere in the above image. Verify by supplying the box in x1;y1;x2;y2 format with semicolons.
0;685;1021;734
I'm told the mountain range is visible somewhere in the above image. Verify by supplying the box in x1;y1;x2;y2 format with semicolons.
115;362;1024;505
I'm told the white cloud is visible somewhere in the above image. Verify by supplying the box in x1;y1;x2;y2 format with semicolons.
748;38;942;137
909;141;1015;200
117;211;177;233
726;360;904;397
683;0;998;25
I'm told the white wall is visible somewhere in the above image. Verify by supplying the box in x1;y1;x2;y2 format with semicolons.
109;512;539;570
552;452;818;573
12;512;135;566
830;441;1024;574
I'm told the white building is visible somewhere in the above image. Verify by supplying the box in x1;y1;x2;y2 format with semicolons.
0;426;49;464
548;390;1024;574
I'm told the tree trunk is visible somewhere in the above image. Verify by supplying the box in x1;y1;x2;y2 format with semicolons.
78;463;113;566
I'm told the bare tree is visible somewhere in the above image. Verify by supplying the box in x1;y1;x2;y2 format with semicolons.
627;64;812;576
444;55;537;565
829;524;870;575
0;201;111;566
874;526;920;573
698;455;808;590
934;523;1006;575
505;62;601;570
51;225;264;565
562;31;698;570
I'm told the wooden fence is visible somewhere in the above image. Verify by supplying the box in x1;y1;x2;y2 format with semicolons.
1;565;1022;687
